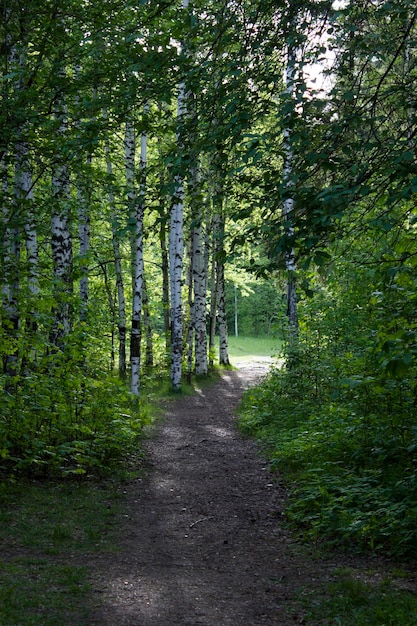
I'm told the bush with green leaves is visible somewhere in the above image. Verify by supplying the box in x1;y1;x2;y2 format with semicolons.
0;337;152;477
239;255;417;558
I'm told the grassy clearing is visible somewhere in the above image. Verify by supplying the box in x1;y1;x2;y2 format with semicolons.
0;479;121;625
218;335;281;363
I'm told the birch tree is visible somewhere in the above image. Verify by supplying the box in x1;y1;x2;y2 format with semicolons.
105;115;127;377
169;0;189;390
2;24;22;376
191;168;208;375
126;108;147;397
50;71;73;349
215;210;230;367
282;12;299;343
74;74;93;323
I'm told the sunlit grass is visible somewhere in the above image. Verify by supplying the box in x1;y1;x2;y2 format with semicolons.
220;335;282;363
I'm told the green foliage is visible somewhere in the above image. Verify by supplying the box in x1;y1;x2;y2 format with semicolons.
301;568;417;625
0;479;120;625
240;362;417;557
0;338;152;477
0;561;90;626
225;279;284;337
239;252;417;558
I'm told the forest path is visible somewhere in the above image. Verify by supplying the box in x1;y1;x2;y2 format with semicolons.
88;362;331;625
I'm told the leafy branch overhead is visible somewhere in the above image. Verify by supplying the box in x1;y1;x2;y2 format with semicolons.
2;0;417;563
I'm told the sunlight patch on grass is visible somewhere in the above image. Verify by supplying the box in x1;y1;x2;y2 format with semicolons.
216;335;281;364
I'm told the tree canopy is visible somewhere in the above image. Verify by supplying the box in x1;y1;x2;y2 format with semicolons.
1;0;417;556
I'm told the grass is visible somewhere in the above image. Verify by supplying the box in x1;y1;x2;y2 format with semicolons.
0;479;121;625
0;560;90;626
300;568;417;625
218;335;282;364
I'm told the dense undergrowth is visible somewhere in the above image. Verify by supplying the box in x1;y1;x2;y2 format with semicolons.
239;360;417;557
239;258;417;560
0;340;161;478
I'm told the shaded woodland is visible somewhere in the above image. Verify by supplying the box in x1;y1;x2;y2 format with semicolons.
2;0;417;557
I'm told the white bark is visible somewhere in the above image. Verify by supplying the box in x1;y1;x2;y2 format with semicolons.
215;212;230;366
77;182;90;321
217;259;229;366
192;207;208;375
208;214;217;366
169;1;189;389
51;86;73;347
283;31;298;339
75;68;91;321
105;117;127;377
2;151;21;376
126;112;146;397
142;273;153;368
18;133;39;353
186;244;194;380
169;176;185;390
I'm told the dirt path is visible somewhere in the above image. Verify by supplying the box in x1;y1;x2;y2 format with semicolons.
88;362;326;625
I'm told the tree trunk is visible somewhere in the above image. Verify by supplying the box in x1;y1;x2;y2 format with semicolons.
215;212;230;366
77;155;91;323
186;242;194;383
192;207;208;375
282;21;299;344
142;273;153;368
169;0;189;390
2;154;21;377
19;132;39;365
126;113;146;397
50;85;73;348
104;114;127;378
160;216;171;356
169;176;185;390
157;104;171;356
208;214;217;367
75;69;91;323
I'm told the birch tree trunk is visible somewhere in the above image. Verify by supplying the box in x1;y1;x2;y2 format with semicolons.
142;273;153;368
49;72;73;348
160;215;171;355
157;105;171;355
75;70;91;322
14;44;39;370
104;115;127;378
169;0;189;390
186;161;208;377
77;162;91;323
192;203;208;374
217;270;229;366
18;130;39;367
186;243;194;382
215;210;230;366
208;219;217;367
206;208;217;367
126;113;146;397
2;41;30;376
2;156;21;377
282;22;299;344
169;170;185;390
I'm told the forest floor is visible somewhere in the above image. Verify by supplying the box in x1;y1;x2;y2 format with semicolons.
85;361;414;625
